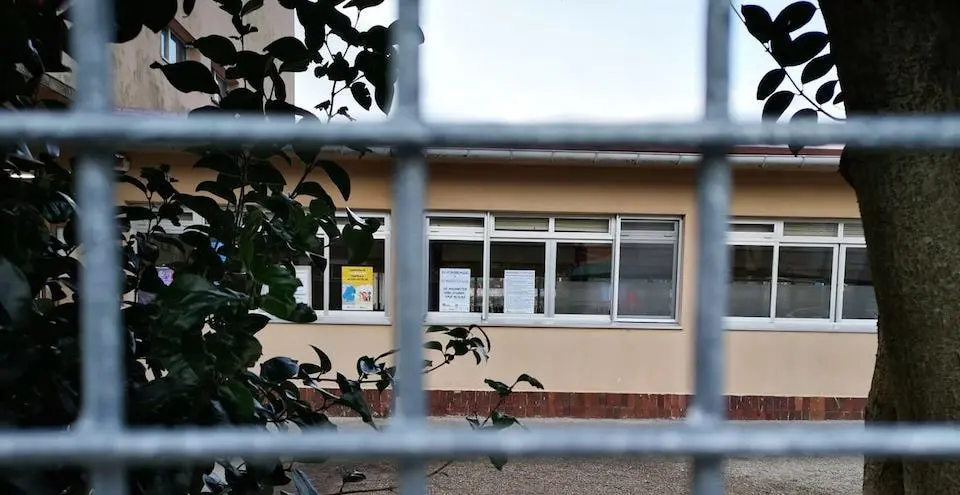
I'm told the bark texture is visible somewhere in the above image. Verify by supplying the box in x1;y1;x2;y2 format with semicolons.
819;1;960;493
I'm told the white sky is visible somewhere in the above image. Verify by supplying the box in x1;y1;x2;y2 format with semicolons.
294;0;844;124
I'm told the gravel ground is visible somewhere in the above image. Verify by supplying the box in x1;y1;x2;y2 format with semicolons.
281;418;863;494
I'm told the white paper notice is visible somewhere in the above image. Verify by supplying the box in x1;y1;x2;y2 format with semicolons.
503;269;536;314
439;268;471;312
294;265;312;305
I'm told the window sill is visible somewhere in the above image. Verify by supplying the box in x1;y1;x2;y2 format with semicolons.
255;310;391;326
725;318;877;333
425;313;681;331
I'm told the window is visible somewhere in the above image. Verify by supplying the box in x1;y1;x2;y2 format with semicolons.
305;212;390;318
726;219;876;329
425;213;681;325
160;28;186;63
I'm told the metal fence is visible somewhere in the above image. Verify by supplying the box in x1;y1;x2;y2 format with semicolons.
4;0;960;494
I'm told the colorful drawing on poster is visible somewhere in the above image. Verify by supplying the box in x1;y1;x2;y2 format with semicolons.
341;266;374;311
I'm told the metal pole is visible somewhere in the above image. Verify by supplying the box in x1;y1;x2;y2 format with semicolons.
391;0;428;493
691;0;732;492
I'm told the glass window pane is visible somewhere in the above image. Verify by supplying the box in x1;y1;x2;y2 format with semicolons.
729;245;773;317
775;246;833;318
554;218;609;233
617;242;677;318
842;247;877;319
428;240;483;312
783;222;839;237
494;217;549;231
328;239;386;311
555;243;612;315
488;242;545;314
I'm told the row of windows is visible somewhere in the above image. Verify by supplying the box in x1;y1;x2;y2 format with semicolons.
134;209;878;331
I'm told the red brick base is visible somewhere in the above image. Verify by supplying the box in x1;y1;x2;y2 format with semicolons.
302;389;865;421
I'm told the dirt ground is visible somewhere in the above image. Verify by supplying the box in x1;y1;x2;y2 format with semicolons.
293;456;862;494
282;418;863;494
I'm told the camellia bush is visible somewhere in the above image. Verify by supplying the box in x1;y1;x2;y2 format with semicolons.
0;1;542;494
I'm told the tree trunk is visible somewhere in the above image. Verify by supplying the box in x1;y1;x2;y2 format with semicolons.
820;2;960;493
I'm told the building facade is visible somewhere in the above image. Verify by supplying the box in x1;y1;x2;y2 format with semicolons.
49;7;875;421
118;145;876;421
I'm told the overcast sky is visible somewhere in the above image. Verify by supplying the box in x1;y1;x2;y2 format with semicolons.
294;0;844;124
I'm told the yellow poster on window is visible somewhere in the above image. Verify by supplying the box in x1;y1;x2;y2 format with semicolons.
341;266;374;311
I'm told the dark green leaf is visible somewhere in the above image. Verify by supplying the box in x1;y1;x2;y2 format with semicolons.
490;411;518;429
142;0;178;32
816;80;839;105
219;87;262;113
184;0;197;15
176;194;222;222
342;470;367;483
240;0;264;16
0;256;32;327
287;302;318;323
446;327;470;339
264;36;310;63
426;325;449;333
773;1;817;33
515;373;544;390
293;181;332;202
740;4;774;43
800;53;833;84
299;362;324;375
343;0;385;10
761;91;794;122
833;91;844;104
775;31;829;67
489;455;508;471
196;180;238;205
788;109;818;155
149;61;222;94
247;161;286;185
192;35;238;65
309;345;333;374
350;81;373;110
326;53;352;81
118;174;149;196
291;468;319;495
484;379;511;397
316;160;351;200
756;69;785;100
120;205;155;221
261;356;300;382
357;356;380;376
424;341;443;351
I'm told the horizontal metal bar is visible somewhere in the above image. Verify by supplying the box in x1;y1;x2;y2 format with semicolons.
5;112;960;150
0;423;958;464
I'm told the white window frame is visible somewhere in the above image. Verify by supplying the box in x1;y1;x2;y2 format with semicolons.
160;27;186;64
424;212;683;328
725;219;875;333
311;211;391;325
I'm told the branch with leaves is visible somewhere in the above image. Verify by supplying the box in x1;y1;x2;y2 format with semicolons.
734;1;846;153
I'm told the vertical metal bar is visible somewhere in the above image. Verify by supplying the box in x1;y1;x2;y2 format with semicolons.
392;0;427;494
691;0;732;493
71;0;125;493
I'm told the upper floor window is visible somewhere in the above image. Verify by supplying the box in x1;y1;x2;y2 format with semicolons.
727;220;876;329
426;213;682;326
160;27;187;63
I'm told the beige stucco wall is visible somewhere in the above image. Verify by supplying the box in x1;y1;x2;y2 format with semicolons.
51;4;295;111
118;153;877;399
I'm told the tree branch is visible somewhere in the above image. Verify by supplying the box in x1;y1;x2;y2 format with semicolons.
730;1;844;121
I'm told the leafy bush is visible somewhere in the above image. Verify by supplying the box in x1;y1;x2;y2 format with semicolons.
0;1;541;494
